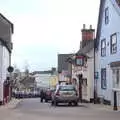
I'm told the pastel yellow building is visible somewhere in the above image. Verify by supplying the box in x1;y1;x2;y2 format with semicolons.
49;75;58;88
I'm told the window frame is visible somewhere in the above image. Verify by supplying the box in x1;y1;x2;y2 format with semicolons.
110;33;117;54
101;39;106;57
101;68;107;89
105;7;109;24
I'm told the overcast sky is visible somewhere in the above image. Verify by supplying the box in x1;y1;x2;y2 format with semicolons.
0;0;100;72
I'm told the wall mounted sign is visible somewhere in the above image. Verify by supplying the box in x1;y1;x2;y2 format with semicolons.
95;72;99;79
75;56;84;66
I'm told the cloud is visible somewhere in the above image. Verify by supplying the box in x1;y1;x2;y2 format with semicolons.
0;0;100;71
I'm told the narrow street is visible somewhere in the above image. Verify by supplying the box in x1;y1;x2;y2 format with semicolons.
0;98;120;120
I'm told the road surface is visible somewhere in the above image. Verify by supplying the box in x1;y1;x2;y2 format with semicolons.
0;98;120;120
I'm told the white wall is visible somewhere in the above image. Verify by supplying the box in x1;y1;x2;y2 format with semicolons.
0;45;10;102
0;44;3;102
72;48;94;101
2;46;10;82
34;73;51;88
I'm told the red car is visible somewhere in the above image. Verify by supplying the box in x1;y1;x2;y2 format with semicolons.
44;88;55;102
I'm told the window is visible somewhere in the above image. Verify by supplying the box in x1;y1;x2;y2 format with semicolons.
101;68;107;89
105;7;109;24
116;69;119;85
116;0;120;6
113;69;120;88
101;39;106;56
110;33;117;54
75;57;84;66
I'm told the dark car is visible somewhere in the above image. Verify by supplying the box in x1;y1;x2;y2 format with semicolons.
44;88;56;102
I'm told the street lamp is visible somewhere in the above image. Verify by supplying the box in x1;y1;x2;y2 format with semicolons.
77;74;83;102
7;66;14;100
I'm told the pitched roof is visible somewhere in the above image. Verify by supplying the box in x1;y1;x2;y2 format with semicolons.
0;13;14;34
95;0;106;49
77;40;94;55
58;54;73;73
0;38;12;53
96;0;120;49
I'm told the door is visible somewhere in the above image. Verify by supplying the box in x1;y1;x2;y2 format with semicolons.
112;69;120;106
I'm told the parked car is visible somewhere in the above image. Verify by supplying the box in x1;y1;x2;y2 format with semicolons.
44;88;55;102
51;85;79;106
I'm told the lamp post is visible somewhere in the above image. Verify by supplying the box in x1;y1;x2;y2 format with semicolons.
112;89;118;111
77;74;83;102
7;66;14;100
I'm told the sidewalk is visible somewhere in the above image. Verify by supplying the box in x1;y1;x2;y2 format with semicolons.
0;98;22;110
81;103;120;112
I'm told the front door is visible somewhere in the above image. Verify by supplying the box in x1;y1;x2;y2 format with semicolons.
112;69;120;106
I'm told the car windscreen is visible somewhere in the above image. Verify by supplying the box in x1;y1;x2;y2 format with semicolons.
59;85;76;91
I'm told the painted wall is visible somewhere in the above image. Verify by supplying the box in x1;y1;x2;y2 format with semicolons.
34;73;51;89
72;49;94;101
0;44;3;102
96;0;120;102
0;45;10;102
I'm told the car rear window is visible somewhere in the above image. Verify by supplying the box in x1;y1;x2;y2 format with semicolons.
59;85;75;91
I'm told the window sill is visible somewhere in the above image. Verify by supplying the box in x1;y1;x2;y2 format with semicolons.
101;87;107;90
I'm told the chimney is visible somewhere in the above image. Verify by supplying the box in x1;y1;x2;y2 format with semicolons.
81;24;95;41
83;24;86;29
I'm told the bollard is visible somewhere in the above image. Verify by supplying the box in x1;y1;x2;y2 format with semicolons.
113;91;118;111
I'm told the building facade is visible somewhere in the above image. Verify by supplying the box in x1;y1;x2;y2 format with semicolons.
58;54;73;84
95;0;120;105
71;24;95;102
0;14;14;105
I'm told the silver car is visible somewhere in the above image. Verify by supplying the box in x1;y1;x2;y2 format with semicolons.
51;84;79;106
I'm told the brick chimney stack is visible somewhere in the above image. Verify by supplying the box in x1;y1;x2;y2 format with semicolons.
81;24;95;41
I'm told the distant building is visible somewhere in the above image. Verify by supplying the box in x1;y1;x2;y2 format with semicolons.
32;68;57;89
58;54;73;84
0;13;14;105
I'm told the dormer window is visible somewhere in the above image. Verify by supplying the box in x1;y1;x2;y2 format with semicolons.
105;7;109;24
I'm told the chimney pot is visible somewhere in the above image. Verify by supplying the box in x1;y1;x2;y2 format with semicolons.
83;24;86;29
90;25;92;29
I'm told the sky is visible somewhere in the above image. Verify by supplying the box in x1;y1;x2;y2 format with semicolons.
0;0;100;72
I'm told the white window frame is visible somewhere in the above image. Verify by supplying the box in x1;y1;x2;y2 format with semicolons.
110;33;117;54
101;39;106;57
105;7;109;24
101;68;107;89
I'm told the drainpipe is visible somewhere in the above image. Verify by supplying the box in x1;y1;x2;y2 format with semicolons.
94;38;97;104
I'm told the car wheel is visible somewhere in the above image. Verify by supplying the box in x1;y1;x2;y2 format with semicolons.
68;102;72;106
51;101;54;106
74;102;78;106
41;98;43;103
54;101;58;106
45;99;48;102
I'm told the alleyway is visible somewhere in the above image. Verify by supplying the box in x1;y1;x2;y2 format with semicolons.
0;98;120;120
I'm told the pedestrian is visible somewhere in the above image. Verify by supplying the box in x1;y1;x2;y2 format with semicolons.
40;89;44;102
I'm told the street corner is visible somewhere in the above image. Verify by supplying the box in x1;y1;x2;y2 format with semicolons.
7;98;23;109
0;98;22;110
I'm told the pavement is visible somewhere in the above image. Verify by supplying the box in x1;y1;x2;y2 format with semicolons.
0;98;120;120
0;98;22;110
0;98;120;112
83;103;120;112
